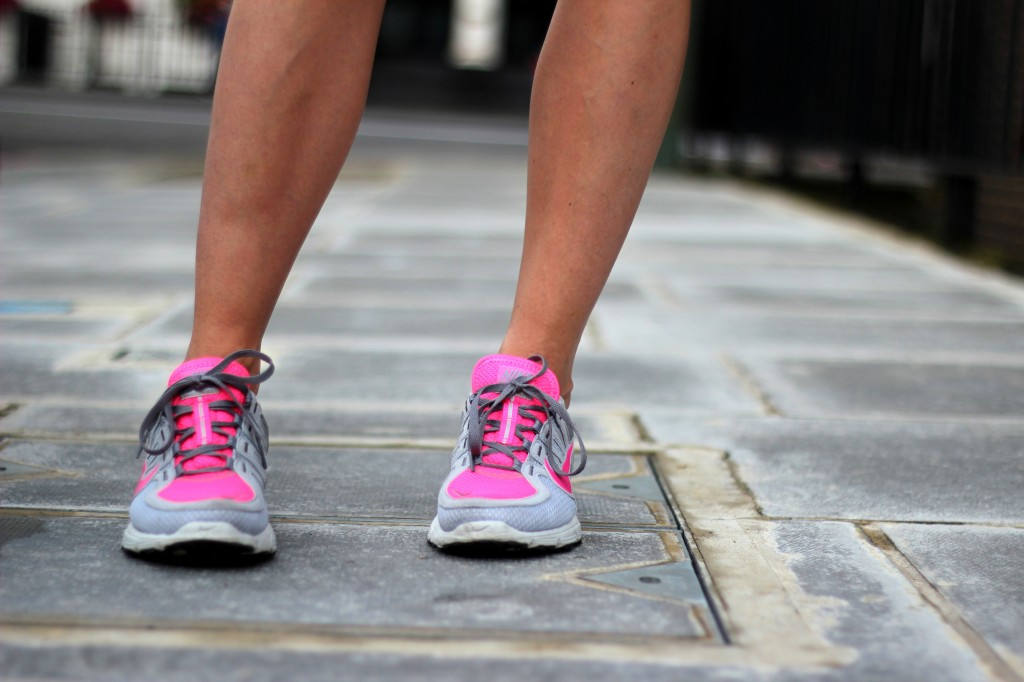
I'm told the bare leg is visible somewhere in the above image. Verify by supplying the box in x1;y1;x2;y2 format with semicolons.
186;0;387;373
500;0;690;402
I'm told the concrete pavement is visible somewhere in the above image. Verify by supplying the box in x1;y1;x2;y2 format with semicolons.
1;108;1022;681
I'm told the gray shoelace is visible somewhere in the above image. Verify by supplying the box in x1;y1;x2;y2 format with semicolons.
137;349;274;476
467;355;587;477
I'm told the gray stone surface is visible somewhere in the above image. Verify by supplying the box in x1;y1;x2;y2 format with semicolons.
5;102;1024;679
140;304;512;341
298;274;644;306
260;348;758;413
721;316;1024;354
296;251;521;280
0;267;194;297
0;441;670;528
616;239;891;268
0;342;166;401
0;515;708;638
771;521;989;682
663;264;954;292
670;284;1024;317
0;315;135;340
743;358;1024;417
597;304;1024;355
0;521;995;682
0;644;756;682
344;232;525;257
640;416;1024;523
882;523;1024;665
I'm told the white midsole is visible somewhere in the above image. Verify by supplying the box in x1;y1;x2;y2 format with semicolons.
427;516;581;548
122;521;276;554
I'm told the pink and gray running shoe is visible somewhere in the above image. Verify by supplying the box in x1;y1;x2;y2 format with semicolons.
429;354;587;550
122;350;276;556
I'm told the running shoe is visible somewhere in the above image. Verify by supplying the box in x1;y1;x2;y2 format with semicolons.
428;353;587;550
121;349;276;556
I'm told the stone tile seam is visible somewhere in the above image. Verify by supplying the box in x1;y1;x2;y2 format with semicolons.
640;304;1024;324
0;617;705;649
0;403;20;421
707;348;1024;365
0;622;773;667
0;508;677;533
718;353;781;417
720;452;767;519
755;516;1024;529
556;565;716;636
858;524;1024;682
643;448;733;644
100;298;195;348
104;304;178;344
273;294;519;311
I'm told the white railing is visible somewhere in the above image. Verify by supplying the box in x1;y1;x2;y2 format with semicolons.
7;0;220;94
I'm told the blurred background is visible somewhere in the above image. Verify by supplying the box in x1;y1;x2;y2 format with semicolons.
1;0;1022;272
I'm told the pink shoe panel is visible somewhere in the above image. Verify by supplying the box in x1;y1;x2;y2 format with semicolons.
446;468;538;500
157;470;255;503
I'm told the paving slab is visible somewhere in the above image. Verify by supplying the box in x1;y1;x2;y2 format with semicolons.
0;315;136;340
256;348;758;413
639;416;1024;523
0;516;711;638
742;358;1024;418
0;441;671;529
138;304;512;342
0;267;195;298
293;251;521;281
297;275;644;306
881;523;1024;674
0;342;166;402
597;304;1024;355
720;316;1024;354
668;284;1024;318
616;239;892;268
768;521;989;682
344;233;525;256
662;263;956;292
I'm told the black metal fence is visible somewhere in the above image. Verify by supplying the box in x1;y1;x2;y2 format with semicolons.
678;0;1024;266
683;0;1023;175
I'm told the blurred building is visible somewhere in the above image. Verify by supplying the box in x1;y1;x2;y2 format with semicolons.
4;0;220;93
2;0;552;102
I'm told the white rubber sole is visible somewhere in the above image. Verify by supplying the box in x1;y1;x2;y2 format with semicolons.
427;516;581;549
121;521;276;554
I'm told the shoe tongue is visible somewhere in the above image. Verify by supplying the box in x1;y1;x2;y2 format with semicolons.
168;357;250;386
471;354;560;399
167;357;251;471
471;354;560;471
